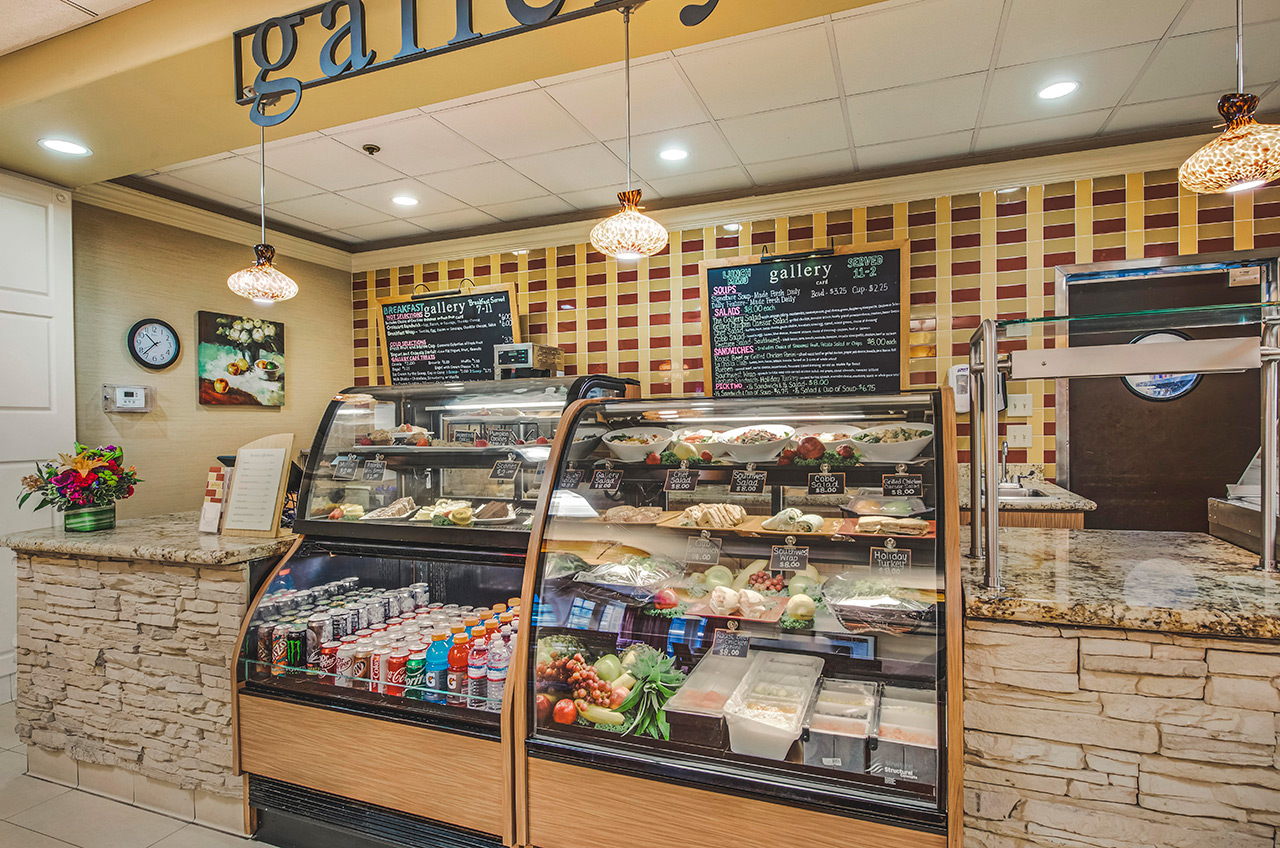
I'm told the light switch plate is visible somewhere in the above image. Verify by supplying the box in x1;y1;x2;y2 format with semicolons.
1007;424;1033;448
1007;393;1033;417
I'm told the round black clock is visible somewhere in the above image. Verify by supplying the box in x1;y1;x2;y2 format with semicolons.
127;319;181;370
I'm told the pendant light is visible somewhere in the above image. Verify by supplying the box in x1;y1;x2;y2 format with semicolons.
1178;0;1280;194
589;5;669;262
227;117;299;304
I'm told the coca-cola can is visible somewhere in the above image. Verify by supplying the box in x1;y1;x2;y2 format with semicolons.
371;647;393;694
306;612;333;668
387;648;409;697
318;641;341;683
335;644;356;688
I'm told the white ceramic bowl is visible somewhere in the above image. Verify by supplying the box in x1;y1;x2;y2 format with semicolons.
602;427;674;462
716;424;796;463
851;423;935;463
567;426;607;461
792;428;863;454
672;427;729;458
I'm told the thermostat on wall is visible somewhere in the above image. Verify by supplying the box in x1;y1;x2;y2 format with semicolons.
102;385;154;413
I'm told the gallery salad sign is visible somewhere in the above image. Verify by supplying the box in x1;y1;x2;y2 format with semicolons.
235;0;723;126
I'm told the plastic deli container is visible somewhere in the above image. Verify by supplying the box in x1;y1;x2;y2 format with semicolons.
664;652;753;749
723;652;824;760
803;679;877;772
868;686;938;785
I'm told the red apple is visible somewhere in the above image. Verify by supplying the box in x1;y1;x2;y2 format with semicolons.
552;698;577;724
535;694;553;724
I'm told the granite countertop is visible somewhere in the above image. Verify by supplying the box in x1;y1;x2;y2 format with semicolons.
958;466;1097;512
962;526;1280;639
0;511;295;566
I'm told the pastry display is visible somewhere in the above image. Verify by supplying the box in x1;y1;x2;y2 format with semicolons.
326;503;364;521
737;589;768;619
675;503;747;529
602;505;665;524
761;508;824;533
411;498;473;525
708;586;740;616
474;501;516;521
854;516;931;536
359;497;417;521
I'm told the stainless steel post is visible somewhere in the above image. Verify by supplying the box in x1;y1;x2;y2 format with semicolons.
981;319;1001;589
969;333;984;558
1262;318;1278;572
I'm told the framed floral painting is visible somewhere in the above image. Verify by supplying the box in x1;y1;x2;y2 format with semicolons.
197;311;285;406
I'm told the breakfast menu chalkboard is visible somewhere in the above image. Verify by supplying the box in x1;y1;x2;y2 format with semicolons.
700;242;908;398
375;285;519;385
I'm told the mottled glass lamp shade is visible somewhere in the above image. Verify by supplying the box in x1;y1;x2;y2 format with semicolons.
1179;93;1280;194
590;190;668;261
227;244;299;304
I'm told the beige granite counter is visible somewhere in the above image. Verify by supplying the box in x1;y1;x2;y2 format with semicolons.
0;510;295;566
962;526;1280;639
958;465;1097;512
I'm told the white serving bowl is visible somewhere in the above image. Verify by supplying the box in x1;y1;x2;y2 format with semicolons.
672;427;729;458
793;428;864;454
716;424;796;463
567;425;607;461
851;423;935;463
602;427;674;462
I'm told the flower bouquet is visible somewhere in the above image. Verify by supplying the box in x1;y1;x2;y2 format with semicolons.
19;443;141;531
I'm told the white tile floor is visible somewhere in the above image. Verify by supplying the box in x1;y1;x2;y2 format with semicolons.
0;702;249;848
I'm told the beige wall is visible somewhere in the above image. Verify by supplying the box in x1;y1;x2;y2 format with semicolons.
73;204;353;518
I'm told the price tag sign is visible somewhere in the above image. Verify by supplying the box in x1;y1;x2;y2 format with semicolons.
685;535;723;566
711;628;750;658
332;455;359;481
871;539;912;574
590;469;623;491
361;460;387;481
770;544;810;572
489;429;517;446
490;460;521;480
455;430;477;444
559;468;585;489
729;470;767;494
808;472;846;496
882;474;924;498
664;468;699;493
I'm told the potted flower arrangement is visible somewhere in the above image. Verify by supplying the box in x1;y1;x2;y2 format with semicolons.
18;443;141;532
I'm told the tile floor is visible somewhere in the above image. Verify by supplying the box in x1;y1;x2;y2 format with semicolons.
0;702;248;848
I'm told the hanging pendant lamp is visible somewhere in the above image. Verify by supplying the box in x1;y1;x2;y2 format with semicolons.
1178;0;1280;194
228;117;299;304
590;5;668;261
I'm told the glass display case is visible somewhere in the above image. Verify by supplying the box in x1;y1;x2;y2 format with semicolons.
519;391;958;839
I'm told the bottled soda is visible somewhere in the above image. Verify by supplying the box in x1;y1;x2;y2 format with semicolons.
446;633;470;707
485;628;510;712
424;632;450;705
467;626;489;710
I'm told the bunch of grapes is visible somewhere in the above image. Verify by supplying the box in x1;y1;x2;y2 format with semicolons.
748;571;786;592
536;653;613;706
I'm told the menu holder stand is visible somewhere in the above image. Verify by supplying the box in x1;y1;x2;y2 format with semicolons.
221;433;294;538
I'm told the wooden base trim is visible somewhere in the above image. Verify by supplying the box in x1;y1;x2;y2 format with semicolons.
960;509;1085;528
238;694;505;835
940;389;964;848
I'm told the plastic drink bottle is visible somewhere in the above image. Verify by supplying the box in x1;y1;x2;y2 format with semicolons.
424;632;450;705
486;629;510;712
467;626;489;710
446;633;470;707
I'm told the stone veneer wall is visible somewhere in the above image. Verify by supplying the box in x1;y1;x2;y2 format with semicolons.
15;553;247;797
964;619;1280;848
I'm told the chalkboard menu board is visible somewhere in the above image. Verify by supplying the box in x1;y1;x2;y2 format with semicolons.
375;285;519;385
700;243;907;398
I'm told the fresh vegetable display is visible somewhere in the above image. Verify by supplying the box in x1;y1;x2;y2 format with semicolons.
793;448;862;467
617;649;686;741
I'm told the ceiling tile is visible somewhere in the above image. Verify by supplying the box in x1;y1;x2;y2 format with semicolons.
602;123;740;179
262;209;331;234
419;161;548;206
1172;0;1280;36
329;113;493;176
834;0;1004;93
0;1;88;57
247;137;403;191
506;145;624;194
433;89;593;159
319;107;423;136
336;179;469;217
1103;95;1221;135
1129;21;1280;103
160;157;322;205
545;59;708;139
268;194;391;230
141;172;256;211
998;0;1183;65
152;151;236;173
719;100;849;164
559;182;659;212
647;166;753;198
75;1;151;14
479;195;577;222
407;208;500;233
333;220;430;241
981;43;1155;126
974;109;1111;152
321;230;364;244
676;24;840;120
745;150;855;185
855;130;974;171
848;73;985;146
419;81;540;114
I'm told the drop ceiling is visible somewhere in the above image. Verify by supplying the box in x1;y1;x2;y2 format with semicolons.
126;0;1280;249
0;0;151;57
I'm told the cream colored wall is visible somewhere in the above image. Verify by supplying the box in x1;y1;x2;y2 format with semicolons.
73;204;353;518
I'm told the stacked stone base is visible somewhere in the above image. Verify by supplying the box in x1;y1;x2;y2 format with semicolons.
965;619;1280;848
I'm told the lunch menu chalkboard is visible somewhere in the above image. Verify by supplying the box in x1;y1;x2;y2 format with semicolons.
700;243;908;398
376;285;519;385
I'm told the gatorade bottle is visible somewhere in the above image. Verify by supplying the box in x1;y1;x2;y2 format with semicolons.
446;633;470;707
424;632;450;705
486;629;510;712
467;626;489;710
485;619;501;641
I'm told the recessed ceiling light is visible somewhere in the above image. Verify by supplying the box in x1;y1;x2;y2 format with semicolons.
1037;81;1079;100
659;148;688;161
391;195;419;207
724;223;742;232
38;138;91;156
1226;179;1266;193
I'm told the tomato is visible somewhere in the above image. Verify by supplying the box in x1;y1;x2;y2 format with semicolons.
780;447;797;460
416;438;430;447
837;445;855;459
552;698;577;724
536;437;549;445
645;452;661;465
654;588;678;610
474;439;489;447
700;450;713;462
536;694;553;724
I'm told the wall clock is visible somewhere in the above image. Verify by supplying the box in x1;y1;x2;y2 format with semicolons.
127;319;181;370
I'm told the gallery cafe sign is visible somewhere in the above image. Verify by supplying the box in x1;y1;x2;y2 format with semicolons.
234;0;721;126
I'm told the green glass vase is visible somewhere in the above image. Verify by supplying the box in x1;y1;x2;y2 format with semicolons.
64;504;116;532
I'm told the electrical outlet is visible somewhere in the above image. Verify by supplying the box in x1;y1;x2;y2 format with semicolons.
1007;393;1033;417
1006;424;1033;448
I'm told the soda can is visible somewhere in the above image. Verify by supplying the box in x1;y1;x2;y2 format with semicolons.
286;623;307;673
386;616;404;628
404;649;426;700
319;641;341;683
329;608;349;641
354;628;373;640
371;647;393;694
335;644;356;687
306;612;332;668
270;623;290;676
256;620;276;666
351;647;372;692
369;623;388;634
387;648;409;697
371;596;389;624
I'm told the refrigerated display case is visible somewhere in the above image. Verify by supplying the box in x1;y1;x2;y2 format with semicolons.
233;376;636;847
513;390;961;848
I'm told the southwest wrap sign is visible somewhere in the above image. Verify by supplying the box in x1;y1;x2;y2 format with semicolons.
375;285;518;384
699;242;909;399
235;0;723;125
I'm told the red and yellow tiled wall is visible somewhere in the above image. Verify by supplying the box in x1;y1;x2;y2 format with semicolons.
351;168;1280;480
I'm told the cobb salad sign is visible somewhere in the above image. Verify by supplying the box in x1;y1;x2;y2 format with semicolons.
700;242;908;398
375;284;518;384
